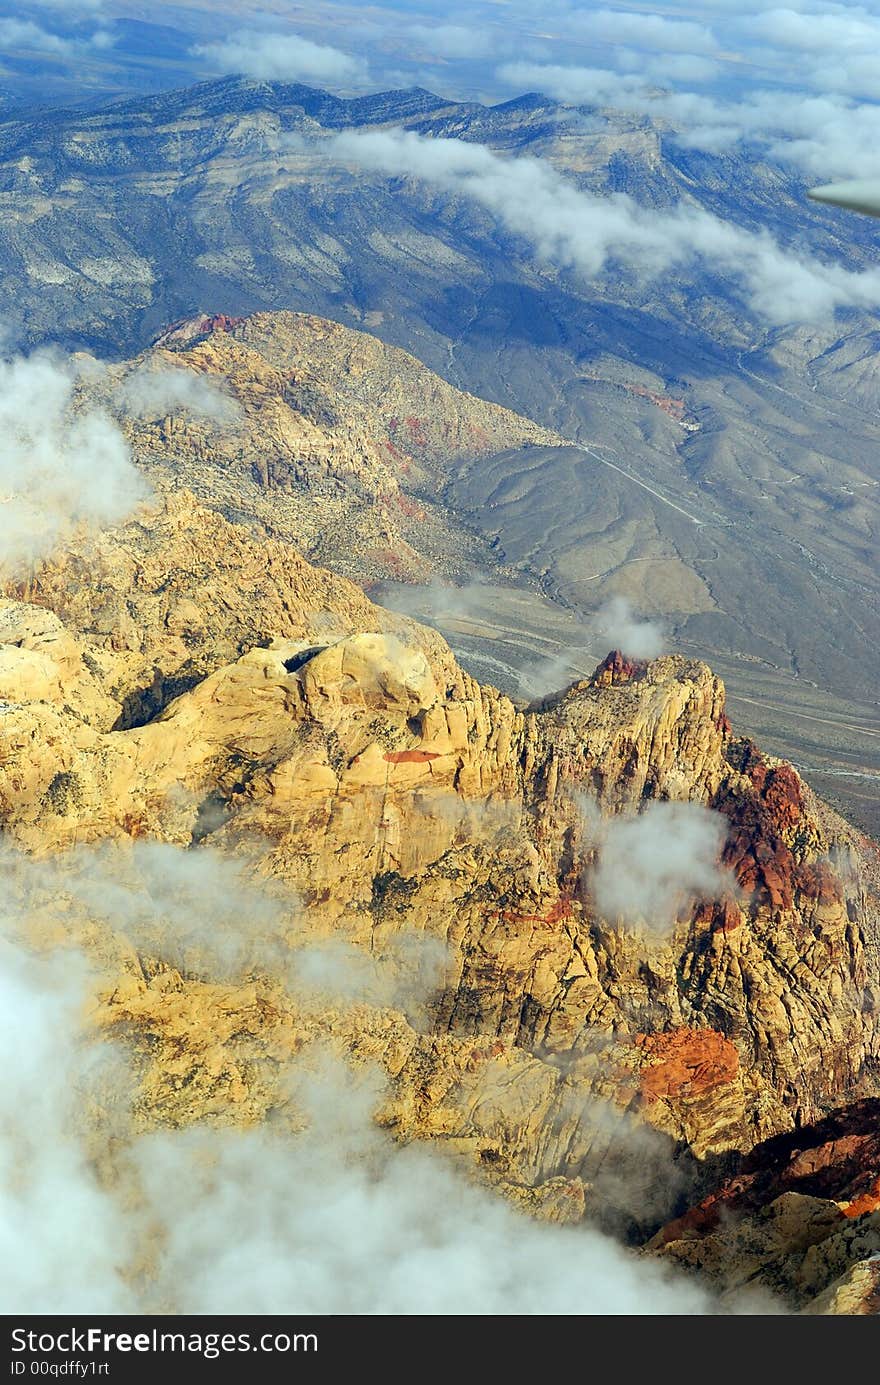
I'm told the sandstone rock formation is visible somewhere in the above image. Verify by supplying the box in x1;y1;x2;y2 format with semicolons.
2;487;877;1316
74;310;559;584
652;1100;880;1312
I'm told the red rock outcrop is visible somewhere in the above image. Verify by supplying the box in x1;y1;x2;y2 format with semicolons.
588;649;648;687
636;1028;740;1105
716;743;823;908
154;312;247;346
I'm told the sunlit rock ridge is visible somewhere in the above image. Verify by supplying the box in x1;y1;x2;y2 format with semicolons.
1;470;878;1309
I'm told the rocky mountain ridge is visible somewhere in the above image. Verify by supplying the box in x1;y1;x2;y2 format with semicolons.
2;485;878;1309
2;76;879;832
79;308;558;583
653;1098;880;1312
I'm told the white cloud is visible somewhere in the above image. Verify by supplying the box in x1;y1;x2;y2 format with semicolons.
117;364;241;424
0;15;111;56
593;596;666;660
312;125;880;323
581;800;734;932
500;61;648;106
0;941;134;1313
748;5;880;55
193;30;367;86
575;8;719;55
0;347;150;577
291;935;451;1018
0;18;76;54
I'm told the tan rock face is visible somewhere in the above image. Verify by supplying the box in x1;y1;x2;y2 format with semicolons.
2;490;878;1304
75;309;560;584
0;604;113;721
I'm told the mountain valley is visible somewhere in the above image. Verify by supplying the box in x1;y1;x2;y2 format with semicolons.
2;64;880;1317
1;77;879;830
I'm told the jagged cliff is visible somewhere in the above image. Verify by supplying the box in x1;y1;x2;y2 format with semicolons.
2;487;878;1309
49;306;880;853
653;1099;880;1313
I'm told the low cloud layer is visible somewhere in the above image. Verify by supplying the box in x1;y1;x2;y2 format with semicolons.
314;126;880;323
0;958;716;1313
194;30;367;86
495;2;880;109
0;347;150;576
134;1069;716;1315
580;799;734;932
0;941;132;1313
500;60;880;180
488;0;880;183
575;8;719;56
0;841;730;1314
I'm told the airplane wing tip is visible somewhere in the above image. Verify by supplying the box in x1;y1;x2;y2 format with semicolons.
807;180;880;216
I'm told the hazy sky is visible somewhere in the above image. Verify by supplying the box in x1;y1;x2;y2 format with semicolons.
1;1;879;180
2;0;880;100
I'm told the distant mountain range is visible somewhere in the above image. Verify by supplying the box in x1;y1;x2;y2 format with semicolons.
2;75;879;829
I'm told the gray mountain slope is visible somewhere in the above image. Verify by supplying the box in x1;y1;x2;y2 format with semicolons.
1;76;878;828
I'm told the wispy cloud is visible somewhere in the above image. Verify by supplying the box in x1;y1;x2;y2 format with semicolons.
0;15;112;57
572;8;719;56
116;364;241;424
0;345;149;576
579;798;735;933
308;125;880;323
0;18;73;53
594;596;666;660
193;30;367;85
